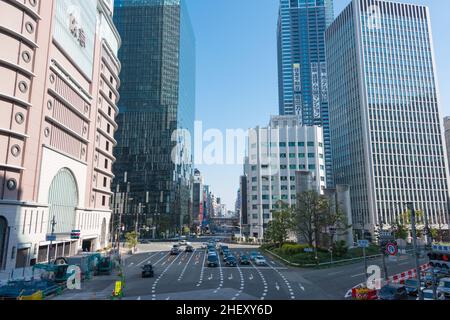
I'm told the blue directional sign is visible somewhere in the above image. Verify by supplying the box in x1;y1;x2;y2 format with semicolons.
46;235;56;242
357;240;369;248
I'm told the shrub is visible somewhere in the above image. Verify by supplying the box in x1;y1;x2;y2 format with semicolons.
332;240;349;257
280;243;311;255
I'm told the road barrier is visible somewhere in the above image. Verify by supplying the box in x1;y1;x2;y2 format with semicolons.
387;263;430;284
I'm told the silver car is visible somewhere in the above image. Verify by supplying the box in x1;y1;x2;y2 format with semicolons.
437;278;450;299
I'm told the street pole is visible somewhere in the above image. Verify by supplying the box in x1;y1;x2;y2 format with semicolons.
408;202;423;301
363;246;368;281
382;250;389;281
48;215;56;264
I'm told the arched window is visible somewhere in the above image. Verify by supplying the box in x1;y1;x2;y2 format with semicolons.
48;168;79;234
0;216;7;270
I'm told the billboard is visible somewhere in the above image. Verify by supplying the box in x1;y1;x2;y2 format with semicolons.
53;0;97;79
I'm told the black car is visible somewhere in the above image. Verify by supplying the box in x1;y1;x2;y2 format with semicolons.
239;254;250;265
220;246;229;255
378;284;408;300
226;256;237;267
207;254;219;267
142;264;154;278
185;245;194;253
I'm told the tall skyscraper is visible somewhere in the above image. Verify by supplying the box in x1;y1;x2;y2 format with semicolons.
277;0;334;187
326;0;450;237
444;117;450;175
192;169;203;229
0;0;120;273
113;0;195;236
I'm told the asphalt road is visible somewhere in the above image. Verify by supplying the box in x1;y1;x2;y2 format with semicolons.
122;245;300;300
52;242;427;300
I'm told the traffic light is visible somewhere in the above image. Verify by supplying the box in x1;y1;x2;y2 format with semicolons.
428;252;450;270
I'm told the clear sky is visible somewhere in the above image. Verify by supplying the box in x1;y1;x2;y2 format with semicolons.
186;0;450;208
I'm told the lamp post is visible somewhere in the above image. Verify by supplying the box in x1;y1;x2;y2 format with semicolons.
406;202;424;301
113;171;130;252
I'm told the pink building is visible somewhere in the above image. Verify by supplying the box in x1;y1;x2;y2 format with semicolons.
0;0;120;275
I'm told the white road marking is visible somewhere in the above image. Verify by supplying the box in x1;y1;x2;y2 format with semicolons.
276;283;280;291
299;284;305;291
250;261;268;300
351;273;365;278
264;257;297;299
152;252;170;267
151;251;183;300
178;249;197;281
195;251;207;287
136;252;159;266
128;262;134;267
137;296;141;300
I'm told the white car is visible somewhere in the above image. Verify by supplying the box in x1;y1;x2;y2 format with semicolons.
437;278;450;299
201;243;208;249
420;289;446;300
254;256;267;266
179;240;187;246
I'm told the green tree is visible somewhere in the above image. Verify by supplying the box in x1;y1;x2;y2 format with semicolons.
125;231;138;250
400;209;425;226
293;191;330;248
264;201;294;248
332;240;349;258
392;220;409;240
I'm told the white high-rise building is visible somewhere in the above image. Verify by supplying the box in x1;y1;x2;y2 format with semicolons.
244;116;326;239
326;0;450;237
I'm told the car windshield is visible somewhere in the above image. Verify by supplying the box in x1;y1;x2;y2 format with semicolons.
380;287;394;295
440;281;450;288
256;256;264;259
405;280;417;286
423;291;434;299
208;256;217;261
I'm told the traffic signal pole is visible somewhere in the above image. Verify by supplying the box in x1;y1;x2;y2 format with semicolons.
407;202;423;301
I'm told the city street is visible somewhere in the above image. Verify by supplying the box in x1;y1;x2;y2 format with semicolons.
52;242;427;300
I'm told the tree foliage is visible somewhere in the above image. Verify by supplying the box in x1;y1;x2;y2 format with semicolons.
293;191;349;248
125;231;138;249
264;201;294;248
392;220;409;240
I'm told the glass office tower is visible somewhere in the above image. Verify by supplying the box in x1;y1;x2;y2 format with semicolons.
277;0;334;187
113;0;195;236
326;0;450;237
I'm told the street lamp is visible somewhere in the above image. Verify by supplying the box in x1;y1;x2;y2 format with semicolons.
406;202;424;301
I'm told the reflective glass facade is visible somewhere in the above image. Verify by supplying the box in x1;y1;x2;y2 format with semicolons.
277;0;334;187
113;0;195;234
326;0;450;234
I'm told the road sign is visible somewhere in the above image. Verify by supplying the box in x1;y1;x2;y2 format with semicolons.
357;240;370;248
379;231;395;241
46;235;56;242
386;242;398;256
304;248;314;253
71;230;81;240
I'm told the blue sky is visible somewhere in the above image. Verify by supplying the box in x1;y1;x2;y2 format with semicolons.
186;0;450;208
